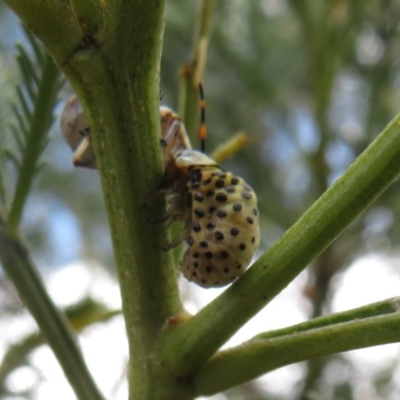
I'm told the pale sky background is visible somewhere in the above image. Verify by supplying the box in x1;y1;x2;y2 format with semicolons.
2;253;400;400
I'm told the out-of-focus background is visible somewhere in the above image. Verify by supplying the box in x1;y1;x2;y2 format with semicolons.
1;1;400;399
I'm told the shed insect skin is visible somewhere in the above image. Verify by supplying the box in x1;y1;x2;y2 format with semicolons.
60;96;97;169
60;98;191;169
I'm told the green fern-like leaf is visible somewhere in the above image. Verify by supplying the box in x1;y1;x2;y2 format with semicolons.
0;54;15;210
5;26;64;234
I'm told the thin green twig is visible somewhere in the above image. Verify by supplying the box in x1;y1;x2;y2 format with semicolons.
253;297;400;340
195;298;400;395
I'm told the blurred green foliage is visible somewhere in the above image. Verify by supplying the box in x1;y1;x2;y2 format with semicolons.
1;1;400;399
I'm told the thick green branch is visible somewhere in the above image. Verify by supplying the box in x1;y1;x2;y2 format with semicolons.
195;298;400;395
162;111;400;375
61;1;184;341
58;3;188;399
70;0;103;35
0;219;104;400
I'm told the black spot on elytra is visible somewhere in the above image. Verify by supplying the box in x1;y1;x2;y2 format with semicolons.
231;227;239;236
216;193;228;202
205;251;213;260
233;203;242;212
206;222;215;230
239;243;246;250
225;186;236;193
223;267;230;274
192;221;201;232
200;241;208;248
193;192;204;202
187;237;194;246
246;216;254;224
231;177;240;185
217;209;228;218
220;251;229;259
215;180;225;188
215;231;224;240
194;208;205;218
206;190;215;198
206;266;213;273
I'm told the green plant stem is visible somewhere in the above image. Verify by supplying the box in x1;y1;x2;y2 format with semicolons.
253;297;400;340
195;298;400;395
66;54;191;399
63;27;189;400
178;0;215;140
70;0;103;35
161;111;400;375
0;219;105;400
210;132;248;164
7;54;61;236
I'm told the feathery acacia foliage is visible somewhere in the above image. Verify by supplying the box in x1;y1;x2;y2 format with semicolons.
6;28;64;234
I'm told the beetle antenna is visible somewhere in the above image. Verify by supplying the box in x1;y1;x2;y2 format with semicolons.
199;83;207;153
